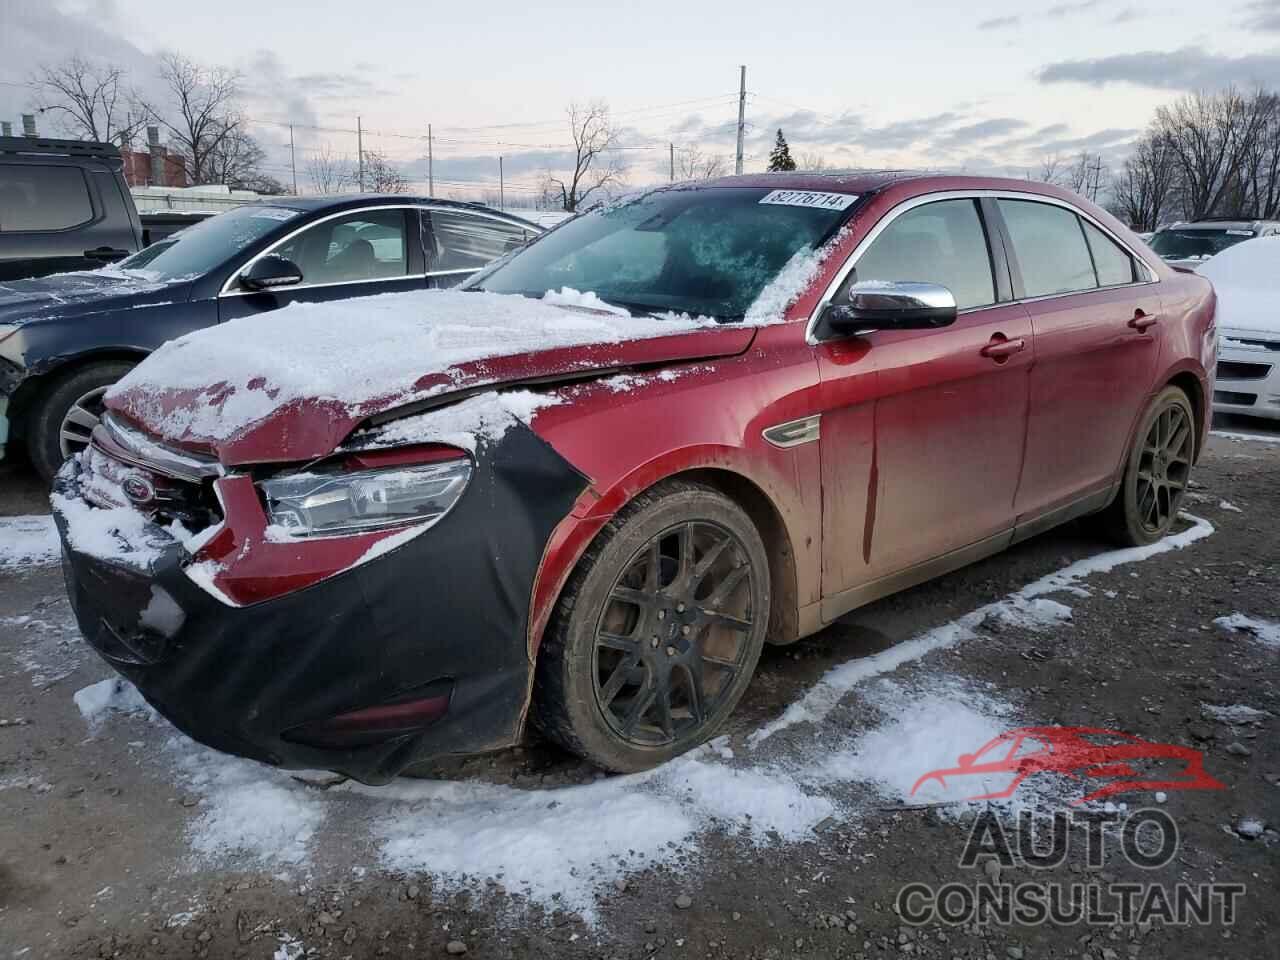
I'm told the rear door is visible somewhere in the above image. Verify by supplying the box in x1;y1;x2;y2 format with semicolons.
817;196;1033;612
218;206;426;321
423;208;538;288
993;198;1161;525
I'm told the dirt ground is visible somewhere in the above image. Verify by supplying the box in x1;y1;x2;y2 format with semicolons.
1;416;1277;960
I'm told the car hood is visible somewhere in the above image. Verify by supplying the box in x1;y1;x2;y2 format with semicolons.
105;288;758;465
0;270;188;327
1195;237;1280;338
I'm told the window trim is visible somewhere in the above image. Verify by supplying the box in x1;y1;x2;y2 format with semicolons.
834;196;1001;313
1078;216;1139;288
0;161;99;235
805;189;1158;345
422;207;538;277
219;203;537;297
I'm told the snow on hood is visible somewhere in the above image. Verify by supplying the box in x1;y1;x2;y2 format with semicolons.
1196;236;1280;336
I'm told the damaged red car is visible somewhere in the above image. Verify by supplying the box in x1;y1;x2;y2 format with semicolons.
52;173;1217;783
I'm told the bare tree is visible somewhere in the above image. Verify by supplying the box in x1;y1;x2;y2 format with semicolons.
546;101;625;212
798;151;829;172
676;145;727;180
1238;92;1280;218
362;150;409;193
202;129;284;193
1154;88;1275;219
1063;151;1109;202
306;142;354;194
1034;154;1065;185
28;56;145;146
141;53;243;185
1109;130;1180;231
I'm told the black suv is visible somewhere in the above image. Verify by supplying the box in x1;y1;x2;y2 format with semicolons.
1;136;143;282
0;195;541;480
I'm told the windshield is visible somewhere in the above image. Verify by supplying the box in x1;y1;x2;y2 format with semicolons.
112;205;303;282
470;187;853;319
1149;227;1254;260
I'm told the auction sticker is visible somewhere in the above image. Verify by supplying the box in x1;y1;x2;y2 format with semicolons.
759;190;858;210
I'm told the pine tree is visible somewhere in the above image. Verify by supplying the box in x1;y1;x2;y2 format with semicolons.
768;129;797;172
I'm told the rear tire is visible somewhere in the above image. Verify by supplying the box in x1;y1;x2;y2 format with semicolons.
1098;385;1195;547
27;361;134;483
533;480;770;772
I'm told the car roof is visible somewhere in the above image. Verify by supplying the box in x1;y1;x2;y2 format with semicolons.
680;170;1084;201
252;193;542;230
1163;219;1278;230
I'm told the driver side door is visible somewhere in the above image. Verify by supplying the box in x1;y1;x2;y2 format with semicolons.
817;196;1034;618
218;207;426;321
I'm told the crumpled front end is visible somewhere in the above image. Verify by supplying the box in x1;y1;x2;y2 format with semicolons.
53;412;588;784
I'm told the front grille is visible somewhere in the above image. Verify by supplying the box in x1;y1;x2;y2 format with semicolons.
1218;360;1273;381
1214;389;1258;406
82;444;223;530
1235;338;1280;352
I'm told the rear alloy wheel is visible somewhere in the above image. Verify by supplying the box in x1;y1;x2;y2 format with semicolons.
1100;385;1195;546
534;481;770;771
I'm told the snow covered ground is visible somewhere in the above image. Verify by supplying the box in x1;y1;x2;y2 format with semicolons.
66;512;1221;922
0;515;59;567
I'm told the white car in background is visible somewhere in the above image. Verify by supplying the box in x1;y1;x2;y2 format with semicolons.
1197;236;1280;420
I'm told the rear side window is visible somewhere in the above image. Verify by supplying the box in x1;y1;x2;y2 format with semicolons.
428;210;533;273
851;198;995;310
998;199;1097;297
0;164;94;232
1082;220;1136;286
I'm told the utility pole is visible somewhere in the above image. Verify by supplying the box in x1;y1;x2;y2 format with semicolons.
735;64;747;175
427;123;434;197
356;116;365;192
670;142;675;181
288;124;298;195
499;155;504;210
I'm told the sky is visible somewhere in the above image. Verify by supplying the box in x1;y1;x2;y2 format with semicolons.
3;0;1279;202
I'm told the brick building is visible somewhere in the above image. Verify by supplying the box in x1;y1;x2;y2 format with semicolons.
120;126;190;188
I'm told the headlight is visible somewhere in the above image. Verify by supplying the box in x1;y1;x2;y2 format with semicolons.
259;457;473;537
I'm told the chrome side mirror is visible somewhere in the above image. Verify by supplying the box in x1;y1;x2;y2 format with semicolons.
816;280;958;339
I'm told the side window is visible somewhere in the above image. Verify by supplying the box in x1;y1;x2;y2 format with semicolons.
0;164;94;232
998;199;1097;297
851;198;995;310
275;210;407;285
1082;220;1137;286
427;210;533;274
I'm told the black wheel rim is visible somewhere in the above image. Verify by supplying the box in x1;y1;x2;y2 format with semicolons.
59;385;110;458
591;520;756;748
1136;403;1192;534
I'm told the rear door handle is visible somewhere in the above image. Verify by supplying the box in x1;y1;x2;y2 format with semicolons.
980;337;1026;360
1129;310;1159;332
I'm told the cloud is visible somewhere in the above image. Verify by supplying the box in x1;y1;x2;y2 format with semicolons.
1110;6;1142;23
977;15;1021;29
1046;0;1101;16
1241;0;1280;31
1038;47;1280;90
934;117;1029;148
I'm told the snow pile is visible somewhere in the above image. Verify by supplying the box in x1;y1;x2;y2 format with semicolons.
1200;703;1272;724
542;287;630;316
362;390;563;453
815;679;1025;809
0;515;60;567
109;289;726;443
74;677;153;728
173;741;323;865
1213;613;1280;649
50;491;170;571
1211;430;1280;446
750;512;1215;747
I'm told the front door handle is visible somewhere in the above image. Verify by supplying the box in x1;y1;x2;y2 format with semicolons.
83;247;129;262
980;336;1026;360
1129;310;1159;332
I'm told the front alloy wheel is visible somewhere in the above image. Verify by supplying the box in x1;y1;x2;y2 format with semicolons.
534;480;770;771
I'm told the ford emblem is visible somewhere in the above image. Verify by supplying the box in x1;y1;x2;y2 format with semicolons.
122;475;157;506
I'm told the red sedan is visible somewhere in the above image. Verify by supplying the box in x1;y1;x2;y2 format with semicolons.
52;173;1216;782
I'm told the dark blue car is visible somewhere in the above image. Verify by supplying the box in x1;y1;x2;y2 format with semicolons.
0;195;540;480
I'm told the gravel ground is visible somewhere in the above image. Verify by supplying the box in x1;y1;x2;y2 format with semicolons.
1;416;1277;960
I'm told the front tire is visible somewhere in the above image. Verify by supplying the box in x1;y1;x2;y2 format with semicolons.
1099;385;1195;546
533;480;770;772
27;361;135;483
